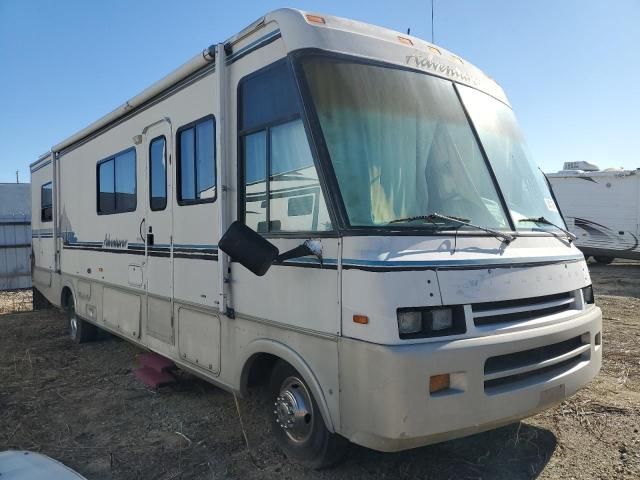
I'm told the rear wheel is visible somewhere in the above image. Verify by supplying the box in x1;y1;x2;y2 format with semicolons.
594;256;614;265
269;361;348;469
66;295;97;343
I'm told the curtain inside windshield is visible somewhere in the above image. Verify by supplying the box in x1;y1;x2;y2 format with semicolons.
301;57;509;229
457;85;565;230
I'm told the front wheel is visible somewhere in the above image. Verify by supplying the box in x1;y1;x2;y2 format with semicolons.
66;296;97;343
269;361;348;469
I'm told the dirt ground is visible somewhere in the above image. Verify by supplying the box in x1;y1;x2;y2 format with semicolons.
1;261;639;479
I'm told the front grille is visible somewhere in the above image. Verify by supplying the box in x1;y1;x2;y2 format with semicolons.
472;291;576;327
484;335;590;394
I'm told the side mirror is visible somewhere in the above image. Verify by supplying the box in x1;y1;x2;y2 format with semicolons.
219;221;324;276
219;221;279;276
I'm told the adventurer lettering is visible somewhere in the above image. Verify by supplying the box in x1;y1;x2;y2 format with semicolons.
103;234;128;249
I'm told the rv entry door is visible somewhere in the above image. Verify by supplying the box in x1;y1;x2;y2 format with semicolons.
143;120;175;344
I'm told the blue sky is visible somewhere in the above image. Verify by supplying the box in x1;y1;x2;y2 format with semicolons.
0;0;638;183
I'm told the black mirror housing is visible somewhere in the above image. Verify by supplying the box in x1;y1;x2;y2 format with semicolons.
219;221;279;276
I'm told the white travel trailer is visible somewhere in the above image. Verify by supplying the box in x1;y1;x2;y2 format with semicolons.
548;162;640;263
31;9;602;468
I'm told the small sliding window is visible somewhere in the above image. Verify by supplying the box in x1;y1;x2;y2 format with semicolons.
41;182;52;222
177;115;216;205
149;136;167;211
97;148;137;215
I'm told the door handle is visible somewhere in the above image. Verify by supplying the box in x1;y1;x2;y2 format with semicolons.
139;218;146;243
147;226;154;246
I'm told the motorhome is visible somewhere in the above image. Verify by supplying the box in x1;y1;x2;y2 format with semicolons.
548;162;640;263
30;9;602;468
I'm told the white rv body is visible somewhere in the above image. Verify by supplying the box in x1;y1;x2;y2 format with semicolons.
548;166;640;261
31;9;601;453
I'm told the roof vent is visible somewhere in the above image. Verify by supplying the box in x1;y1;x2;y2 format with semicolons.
563;161;599;172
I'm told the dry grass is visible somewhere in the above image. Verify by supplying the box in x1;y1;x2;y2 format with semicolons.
0;289;32;314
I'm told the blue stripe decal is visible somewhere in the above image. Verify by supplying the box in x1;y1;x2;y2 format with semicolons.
173;243;218;249
340;254;584;268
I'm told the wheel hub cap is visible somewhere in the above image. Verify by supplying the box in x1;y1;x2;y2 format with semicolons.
273;377;313;443
70;316;78;338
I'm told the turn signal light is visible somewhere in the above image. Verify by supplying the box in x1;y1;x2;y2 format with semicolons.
429;374;450;393
353;314;369;325
306;14;326;24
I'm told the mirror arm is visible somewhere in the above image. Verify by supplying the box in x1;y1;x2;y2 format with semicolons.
275;240;323;265
276;244;313;263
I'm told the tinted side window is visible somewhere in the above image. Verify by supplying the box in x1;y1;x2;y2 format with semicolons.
97;148;137;214
41;182;52;222
149;136;167;211
178;117;216;204
243;131;267;231
239;61;332;233
98;160;115;214
240;61;299;131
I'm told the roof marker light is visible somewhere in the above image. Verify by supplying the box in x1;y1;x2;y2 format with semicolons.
451;55;464;64
306;14;326;24
398;36;413;46
428;46;441;55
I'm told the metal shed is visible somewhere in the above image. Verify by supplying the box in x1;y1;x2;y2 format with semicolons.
0;183;31;290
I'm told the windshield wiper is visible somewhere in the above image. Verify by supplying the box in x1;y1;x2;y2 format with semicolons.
519;217;577;243
389;212;515;244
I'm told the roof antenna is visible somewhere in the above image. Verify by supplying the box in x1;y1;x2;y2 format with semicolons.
431;0;435;43
16;170;19;184
407;27;411;35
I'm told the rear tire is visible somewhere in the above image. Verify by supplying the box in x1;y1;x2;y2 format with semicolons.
66;295;97;343
269;361;348;469
594;256;614;265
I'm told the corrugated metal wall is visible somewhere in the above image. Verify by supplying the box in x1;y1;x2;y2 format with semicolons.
0;184;32;290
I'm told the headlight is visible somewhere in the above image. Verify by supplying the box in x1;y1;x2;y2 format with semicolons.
397;311;422;334
582;285;595;305
429;308;453;331
397;306;466;339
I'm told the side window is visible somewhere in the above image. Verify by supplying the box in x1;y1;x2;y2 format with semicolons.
239;61;332;233
149;136;167;211
177;116;216;204
41;182;52;222
97;148;137;215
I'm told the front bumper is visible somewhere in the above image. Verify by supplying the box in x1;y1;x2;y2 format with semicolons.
338;306;602;452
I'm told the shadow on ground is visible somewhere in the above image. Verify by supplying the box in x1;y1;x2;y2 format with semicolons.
588;259;640;299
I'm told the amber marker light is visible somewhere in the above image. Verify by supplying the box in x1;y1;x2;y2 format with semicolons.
398;36;413;46
429;374;450;394
305;14;326;24
353;315;369;325
428;46;441;55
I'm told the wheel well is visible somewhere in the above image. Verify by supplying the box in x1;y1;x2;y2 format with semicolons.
61;286;73;309
241;353;279;394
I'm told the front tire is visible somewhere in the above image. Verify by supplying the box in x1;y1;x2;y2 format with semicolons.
594;256;614;265
66;296;97;343
269;361;348;469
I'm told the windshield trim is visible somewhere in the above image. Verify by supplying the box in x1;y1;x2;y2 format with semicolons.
291;48;519;234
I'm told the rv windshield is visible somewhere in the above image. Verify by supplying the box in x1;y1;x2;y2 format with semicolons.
457;85;566;231
300;56;510;230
